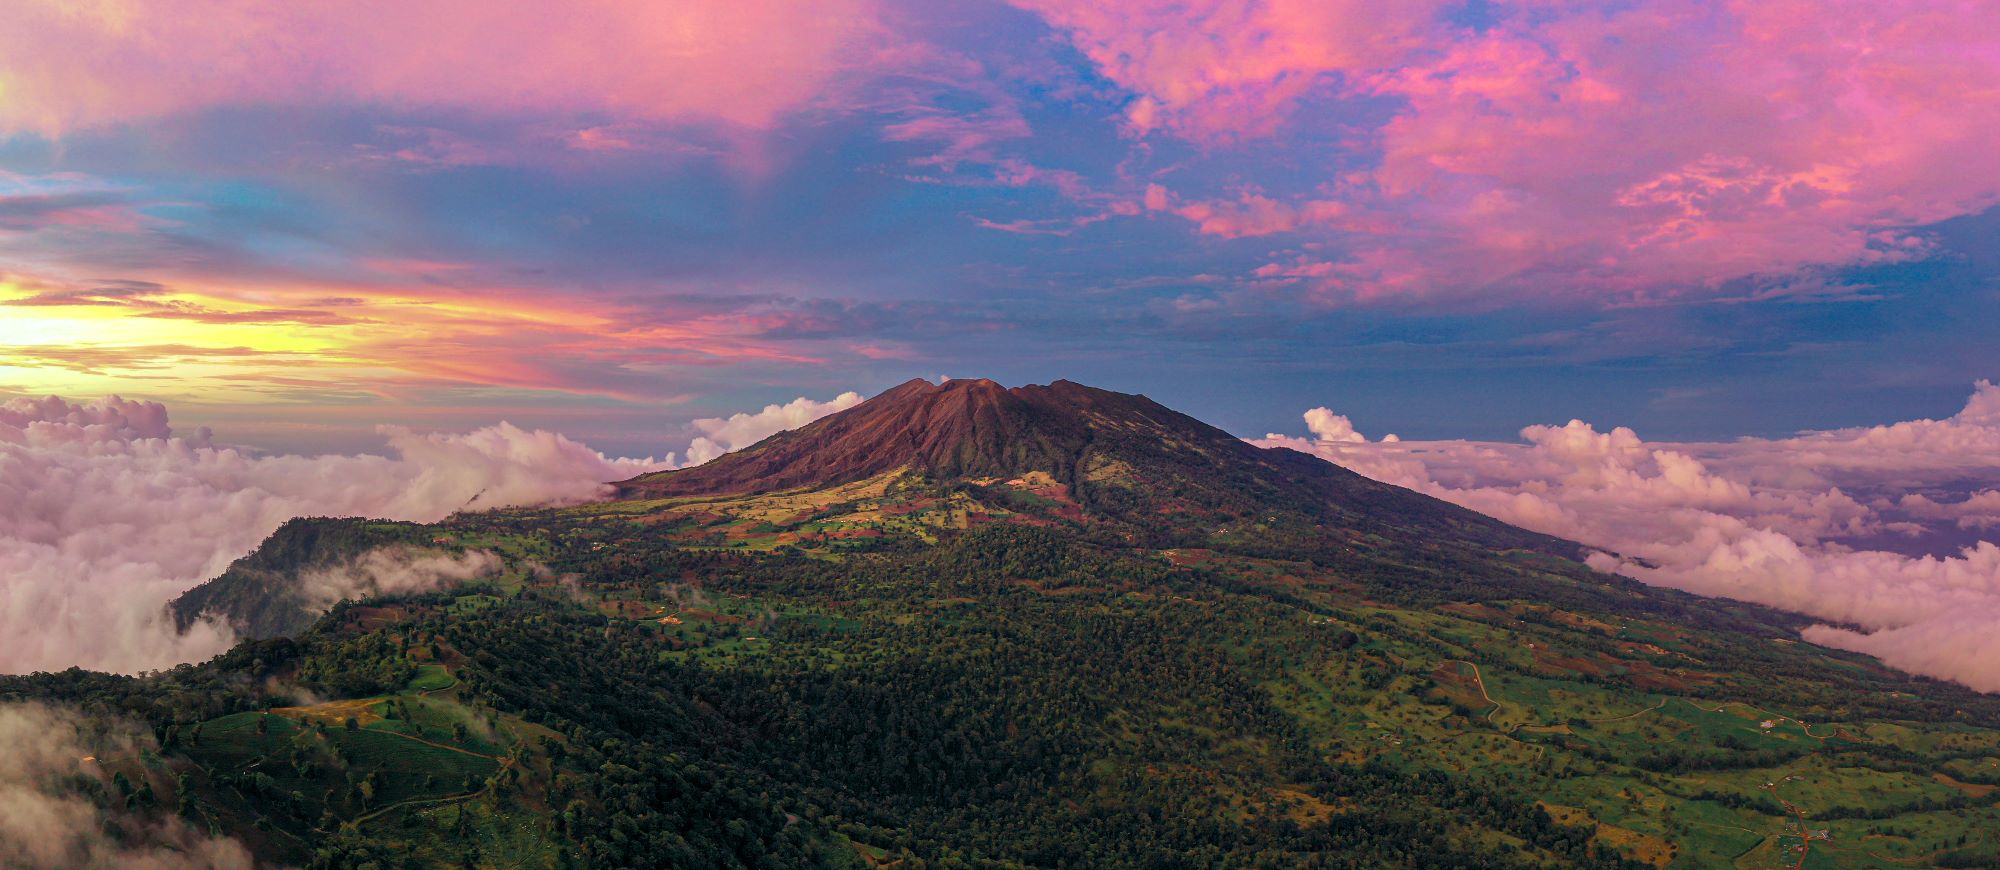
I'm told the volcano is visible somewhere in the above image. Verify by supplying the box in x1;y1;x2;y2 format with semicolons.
172;377;1570;637
105;377;2000;869
619;378;1100;498
620;376;1570;556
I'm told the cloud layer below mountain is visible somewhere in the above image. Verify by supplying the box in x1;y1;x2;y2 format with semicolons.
684;391;865;465
0;391;855;675
1256;381;2000;690
18;378;2000;694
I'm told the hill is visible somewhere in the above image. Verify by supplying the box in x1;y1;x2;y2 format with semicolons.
15;377;2000;868
168;518;441;640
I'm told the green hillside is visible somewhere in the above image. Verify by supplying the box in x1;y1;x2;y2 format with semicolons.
12;380;2000;868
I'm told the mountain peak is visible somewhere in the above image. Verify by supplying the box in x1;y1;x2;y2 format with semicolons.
621;377;1106;499
617;376;1558;560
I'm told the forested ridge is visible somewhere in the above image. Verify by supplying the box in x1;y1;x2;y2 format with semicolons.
13;380;2000;868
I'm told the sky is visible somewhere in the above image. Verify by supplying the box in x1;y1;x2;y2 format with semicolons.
0;0;1996;457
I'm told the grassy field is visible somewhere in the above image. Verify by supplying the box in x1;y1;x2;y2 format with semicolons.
407;662;456;692
185;694;509;836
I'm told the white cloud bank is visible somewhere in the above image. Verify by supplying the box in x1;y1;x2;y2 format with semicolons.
1256;381;2000;691
682;391;865;465
299;547;505;612
0;390;858;676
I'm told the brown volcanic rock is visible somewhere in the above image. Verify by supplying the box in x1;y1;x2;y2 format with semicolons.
618;376;1289;502
616;374;1552;544
619;378;1091;498
617;378;1569;560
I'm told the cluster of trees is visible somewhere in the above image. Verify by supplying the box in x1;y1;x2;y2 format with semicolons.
18;478;2000;867
327;523;1640;868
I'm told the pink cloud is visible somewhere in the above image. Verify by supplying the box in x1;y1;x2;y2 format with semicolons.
0;199;150;234
846;342;920;360
568;126;644;153
1142;184;1348;239
1021;0;2000;303
882;110;1033;169
1900;491;2000;530
0;176;160;236
0;0;886;137
1012;0;1448;141
0;265;892;404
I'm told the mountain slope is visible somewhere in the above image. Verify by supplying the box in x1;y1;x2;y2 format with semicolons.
623;377;1573;556
621;378;1088;497
169;518;435;639
179;377;1576;640
59;376;2000;868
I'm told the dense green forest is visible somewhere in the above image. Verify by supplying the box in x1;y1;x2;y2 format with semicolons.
11;380;2000;868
